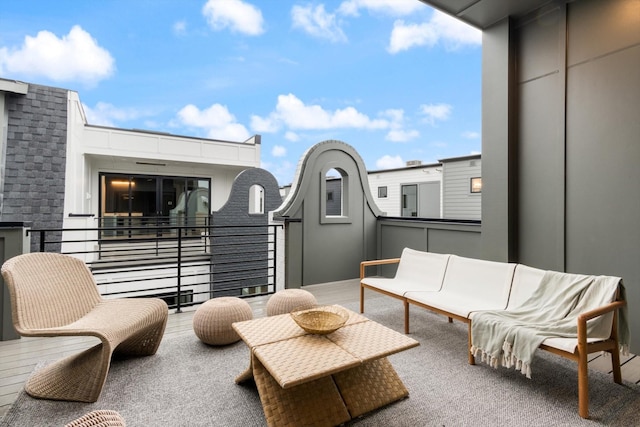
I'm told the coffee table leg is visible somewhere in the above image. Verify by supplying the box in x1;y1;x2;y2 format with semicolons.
252;356;351;427
333;357;409;418
234;363;254;384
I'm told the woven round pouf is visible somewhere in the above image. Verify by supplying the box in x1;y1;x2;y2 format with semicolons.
266;289;317;316
193;297;253;345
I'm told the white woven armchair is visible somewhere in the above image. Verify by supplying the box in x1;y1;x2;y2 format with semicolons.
1;252;168;402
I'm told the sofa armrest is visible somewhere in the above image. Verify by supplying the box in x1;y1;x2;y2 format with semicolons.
360;258;401;279
577;300;626;345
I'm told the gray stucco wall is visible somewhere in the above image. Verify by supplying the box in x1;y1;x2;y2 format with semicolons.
482;0;640;352
275;140;381;286
2;84;68;252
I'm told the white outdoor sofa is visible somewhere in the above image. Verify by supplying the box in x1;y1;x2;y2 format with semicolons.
359;248;628;419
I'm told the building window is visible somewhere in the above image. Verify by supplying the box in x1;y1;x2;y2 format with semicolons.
401;184;418;217
325;168;342;217
99;173;210;239
470;177;482;193
378;186;387;198
321;167;351;223
249;184;264;214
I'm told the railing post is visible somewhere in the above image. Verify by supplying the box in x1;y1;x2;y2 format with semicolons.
272;225;277;293
176;227;182;313
39;230;46;252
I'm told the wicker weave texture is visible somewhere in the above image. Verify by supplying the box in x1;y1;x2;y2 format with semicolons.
334;357;408;418
235;306;419;425
1;252;168;402
266;289;317;316
192;297;253;345
233;313;306;347
254;334;360;388
64;410;126;427
253;357;350;427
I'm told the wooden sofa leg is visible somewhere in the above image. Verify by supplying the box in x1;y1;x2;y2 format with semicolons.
448;317;453;323
360;284;365;313
404;300;410;334
467;323;475;365
611;348;622;384
578;352;589;418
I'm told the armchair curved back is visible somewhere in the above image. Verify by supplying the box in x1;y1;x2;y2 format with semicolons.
1;252;102;333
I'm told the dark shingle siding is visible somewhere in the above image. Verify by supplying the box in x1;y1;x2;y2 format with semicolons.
3;84;68;252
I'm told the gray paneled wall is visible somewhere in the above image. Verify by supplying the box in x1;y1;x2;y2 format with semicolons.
482;0;640;352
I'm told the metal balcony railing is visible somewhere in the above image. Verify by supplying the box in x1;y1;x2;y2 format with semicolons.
28;219;282;312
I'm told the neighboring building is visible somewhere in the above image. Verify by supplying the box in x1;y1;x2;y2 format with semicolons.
0;79;264;304
0;79;261;252
441;154;481;220
368;161;443;218
282;157;482;220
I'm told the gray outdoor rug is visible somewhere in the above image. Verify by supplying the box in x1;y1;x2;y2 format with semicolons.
2;297;639;426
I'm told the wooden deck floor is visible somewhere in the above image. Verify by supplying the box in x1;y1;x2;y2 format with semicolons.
1;279;638;418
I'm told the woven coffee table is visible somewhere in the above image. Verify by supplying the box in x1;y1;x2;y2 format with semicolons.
233;306;419;427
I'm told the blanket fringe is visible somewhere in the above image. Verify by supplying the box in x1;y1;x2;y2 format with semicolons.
470;342;532;379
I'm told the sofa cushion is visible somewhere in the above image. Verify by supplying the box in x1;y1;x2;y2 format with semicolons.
361;248;450;295
406;291;508;319
405;256;517;318
506;264;547;309
440;255;516;309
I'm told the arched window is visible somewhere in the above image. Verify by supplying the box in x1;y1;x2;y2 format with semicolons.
248;184;264;214
320;166;350;223
325;168;342;216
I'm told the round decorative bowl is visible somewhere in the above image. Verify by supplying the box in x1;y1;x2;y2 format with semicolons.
290;305;349;335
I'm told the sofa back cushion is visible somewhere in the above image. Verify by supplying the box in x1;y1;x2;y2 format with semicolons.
395;248;450;291
507;264;547;309
441;255;516;307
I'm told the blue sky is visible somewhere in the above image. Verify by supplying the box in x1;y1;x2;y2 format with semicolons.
0;0;482;185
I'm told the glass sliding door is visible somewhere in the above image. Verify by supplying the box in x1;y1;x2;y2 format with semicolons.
100;173;211;240
401;184;418;217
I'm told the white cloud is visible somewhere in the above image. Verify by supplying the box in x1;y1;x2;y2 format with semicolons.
338;0;422;17
272;145;287;157
291;4;347;42
285;131;300;142
420;103;452;125
462;131;480;139
378;108;419;142
176;103;250;141
255;93;390;131
267;160;296;185
388;10;481;54
250;114;280;133
0;25;114;86
173;20;187;36
376;154;405;169
386;129;419;142
82;102;145;127
202;0;264;36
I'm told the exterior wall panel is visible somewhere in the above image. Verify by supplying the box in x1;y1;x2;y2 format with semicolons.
442;158;481;220
516;6;566;271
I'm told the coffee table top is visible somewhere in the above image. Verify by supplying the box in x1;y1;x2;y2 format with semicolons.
233;306;419;388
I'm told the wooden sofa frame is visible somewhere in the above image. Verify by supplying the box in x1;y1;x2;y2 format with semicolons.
360;250;626;419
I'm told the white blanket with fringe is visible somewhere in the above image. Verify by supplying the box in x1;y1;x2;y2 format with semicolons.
470;271;628;378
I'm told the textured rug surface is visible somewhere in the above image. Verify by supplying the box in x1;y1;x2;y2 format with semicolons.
2;296;639;426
